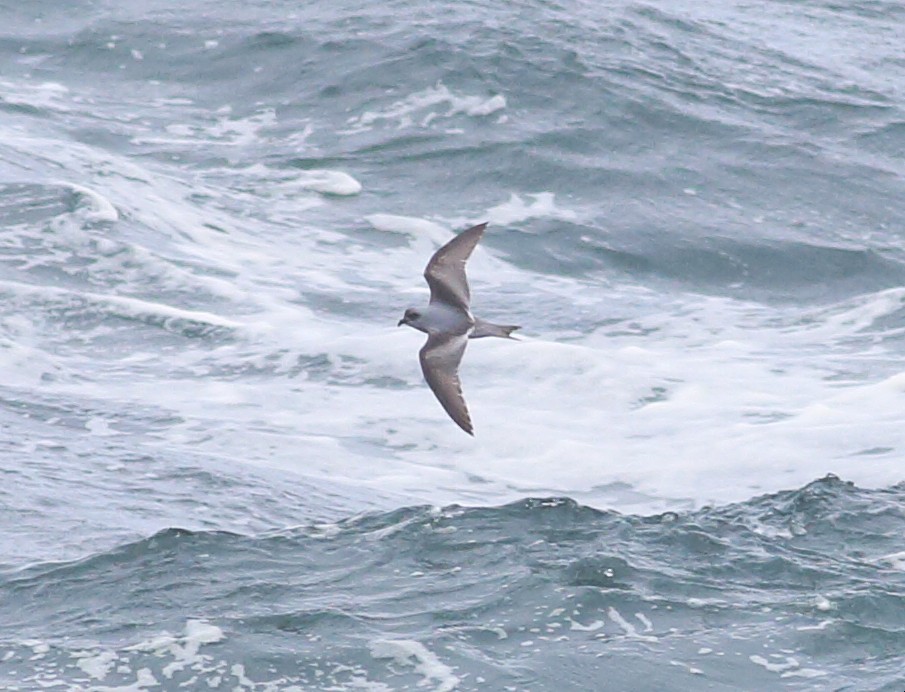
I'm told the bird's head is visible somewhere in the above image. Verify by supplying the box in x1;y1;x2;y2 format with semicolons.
398;307;426;332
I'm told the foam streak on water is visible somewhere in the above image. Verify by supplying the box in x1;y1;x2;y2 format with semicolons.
1;0;904;689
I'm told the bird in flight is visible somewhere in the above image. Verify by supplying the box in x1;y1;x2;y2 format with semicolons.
398;222;519;435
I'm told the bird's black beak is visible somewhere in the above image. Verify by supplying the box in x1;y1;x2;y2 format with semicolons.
397;318;406;327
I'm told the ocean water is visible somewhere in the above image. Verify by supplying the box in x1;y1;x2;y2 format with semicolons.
1;0;904;689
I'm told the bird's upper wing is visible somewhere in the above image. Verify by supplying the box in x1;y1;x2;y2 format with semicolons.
423;222;487;311
419;331;473;435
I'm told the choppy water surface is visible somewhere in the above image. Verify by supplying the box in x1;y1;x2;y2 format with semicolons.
1;0;904;689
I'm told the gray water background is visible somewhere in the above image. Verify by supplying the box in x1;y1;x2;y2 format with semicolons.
1;0;904;689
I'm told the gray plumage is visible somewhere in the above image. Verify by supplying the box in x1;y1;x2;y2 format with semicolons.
398;223;519;435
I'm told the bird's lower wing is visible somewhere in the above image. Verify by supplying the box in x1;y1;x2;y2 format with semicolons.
419;332;473;435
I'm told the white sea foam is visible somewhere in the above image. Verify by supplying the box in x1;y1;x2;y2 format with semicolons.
75;650;118;680
62;182;120;222
0;79;71;111
128;620;224;679
635;612;654;632
607;607;658;642
365;213;460;262
873;551;905;570
10;620;352;691
343;83;506;133
3;87;903;516
93;667;160;692
3;6;902;691
749;654;799;673
0;313;64;387
19;204;900;513
813;595;834;611
749;654;826;679
369;639;459;692
486;192;578;225
296;169;362;196
130;108;278;149
0;279;241;332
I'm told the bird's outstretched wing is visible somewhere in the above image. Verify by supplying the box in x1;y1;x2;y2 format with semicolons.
419;331;473;435
423;222;487;312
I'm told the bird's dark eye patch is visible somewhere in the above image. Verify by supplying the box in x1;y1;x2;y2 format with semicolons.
407;310;420;319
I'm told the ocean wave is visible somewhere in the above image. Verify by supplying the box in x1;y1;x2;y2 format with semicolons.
0;279;239;338
1;478;902;690
2;3;904;688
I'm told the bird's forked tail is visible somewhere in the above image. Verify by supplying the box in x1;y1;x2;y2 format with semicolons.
471;318;521;339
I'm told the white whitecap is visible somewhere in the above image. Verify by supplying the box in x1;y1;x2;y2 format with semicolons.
874;551;905;570
465;93;507;116
126;619;224;680
343;82;506;133
608;607;658;642
486;192;577;225
0;79;70;110
296;170;362;196
61;182;119;222
0;279;241;332
365;213;450;243
74;650;118;681
369;639;459;692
